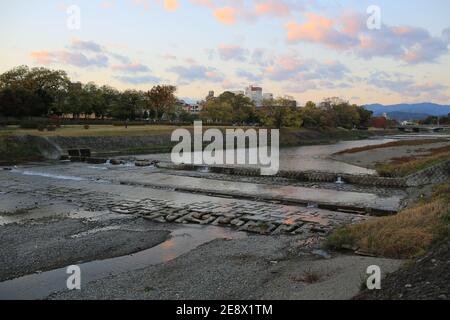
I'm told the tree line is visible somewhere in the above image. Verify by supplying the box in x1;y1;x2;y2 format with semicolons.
0;66;181;121
0;65;373;129
202;93;373;129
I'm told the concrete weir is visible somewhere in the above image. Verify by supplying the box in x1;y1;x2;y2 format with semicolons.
118;173;403;214
157;163;408;188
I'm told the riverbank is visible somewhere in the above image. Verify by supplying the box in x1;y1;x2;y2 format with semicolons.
0;125;397;164
0;159;403;300
327;184;449;299
332;138;450;177
1;134;446;300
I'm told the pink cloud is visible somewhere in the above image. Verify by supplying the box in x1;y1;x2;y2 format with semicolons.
285;11;449;64
30;50;109;68
164;0;179;11
30;51;54;65
254;1;291;17
285;13;356;49
213;7;236;25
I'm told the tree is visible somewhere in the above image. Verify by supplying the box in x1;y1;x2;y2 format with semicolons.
201;99;234;123
0;87;40;118
0;65;70;117
333;103;360;129
98;85;120;119
259;97;302;129
112;90;145;120
357;107;373;127
145;85;177;121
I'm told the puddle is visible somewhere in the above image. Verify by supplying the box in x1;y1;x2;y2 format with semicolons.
0;224;247;300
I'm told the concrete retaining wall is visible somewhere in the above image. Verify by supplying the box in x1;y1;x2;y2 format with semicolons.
406;159;450;187
48;135;173;154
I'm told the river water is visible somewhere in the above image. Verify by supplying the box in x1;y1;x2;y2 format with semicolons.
137;137;398;174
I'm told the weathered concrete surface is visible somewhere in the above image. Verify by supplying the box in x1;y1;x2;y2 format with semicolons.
406;159;450;187
1;167;370;237
117;173;403;212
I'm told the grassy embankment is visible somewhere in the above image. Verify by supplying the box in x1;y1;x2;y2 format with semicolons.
335;139;450;177
327;183;450;259
0;125;393;164
0;136;43;165
0;125;180;138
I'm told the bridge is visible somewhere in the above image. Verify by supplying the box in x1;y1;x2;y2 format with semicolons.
395;125;450;133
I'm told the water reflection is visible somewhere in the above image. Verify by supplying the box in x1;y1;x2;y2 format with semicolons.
0;225;247;300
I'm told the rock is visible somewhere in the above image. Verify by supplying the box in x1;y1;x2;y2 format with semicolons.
218;217;231;224
110;159;125;165
342;244;359;251
86;158;107;164
312;249;332;259
135;161;152;167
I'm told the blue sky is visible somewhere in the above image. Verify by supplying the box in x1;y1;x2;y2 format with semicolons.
1;0;449;105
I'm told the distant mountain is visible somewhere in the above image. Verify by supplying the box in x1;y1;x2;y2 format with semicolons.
385;111;431;121
365;103;450;119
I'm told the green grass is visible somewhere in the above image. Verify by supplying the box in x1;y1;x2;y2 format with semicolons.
326;184;450;259
0;125;182;138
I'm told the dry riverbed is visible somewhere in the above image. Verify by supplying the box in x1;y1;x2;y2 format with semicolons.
0;159;405;300
3;136;448;300
332;140;450;170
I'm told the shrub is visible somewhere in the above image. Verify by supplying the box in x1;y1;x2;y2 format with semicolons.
84;124;90;130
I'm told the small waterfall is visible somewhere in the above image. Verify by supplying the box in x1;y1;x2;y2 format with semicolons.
335;176;344;184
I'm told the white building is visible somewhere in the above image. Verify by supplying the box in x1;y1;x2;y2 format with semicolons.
263;93;274;101
245;85;275;107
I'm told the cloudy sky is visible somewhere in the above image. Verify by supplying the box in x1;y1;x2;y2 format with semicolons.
1;0;449;104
